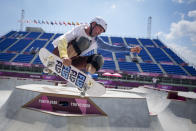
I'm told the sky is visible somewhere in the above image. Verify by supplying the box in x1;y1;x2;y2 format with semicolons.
0;0;196;66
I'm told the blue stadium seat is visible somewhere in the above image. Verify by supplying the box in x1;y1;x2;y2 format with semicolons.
138;49;152;62
147;47;172;63
139;38;155;47
118;62;139;72
163;48;185;64
100;36;109;43
39;33;54;40
0;38;17;51
3;31;16;38
25;40;47;52
140;63;162;73
153;39;165;47
102;60;116;70
25;32;41;39
183;66;196;76
8;39;32;53
1;31;194;78
115;52;129;60
124;37;140;46
161;64;187;75
110;37;124;44
46;42;55;52
13;54;34;63
97;49;113;59
52;33;63;40
12;31;28;38
0;53;16;62
33;56;42;65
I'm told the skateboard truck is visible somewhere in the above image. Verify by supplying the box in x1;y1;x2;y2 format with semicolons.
80;83;90;97
43;56;55;74
47;56;55;67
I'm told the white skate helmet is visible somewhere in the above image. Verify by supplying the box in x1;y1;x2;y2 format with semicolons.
91;17;107;32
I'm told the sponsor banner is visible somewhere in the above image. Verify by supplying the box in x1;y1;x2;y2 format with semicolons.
167;74;196;80
0;71;194;91
42;75;56;80
29;75;41;79
122;70;196;80
23;94;107;116
1;62;195;80
0;62;43;67
144;84;189;92
157;85;189;91
99;69;115;73
98;80;141;87
0;71;64;81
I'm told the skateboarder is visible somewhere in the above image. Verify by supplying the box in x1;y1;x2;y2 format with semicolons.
52;17;142;74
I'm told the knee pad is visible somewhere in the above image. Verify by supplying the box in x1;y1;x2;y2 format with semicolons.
87;54;104;71
71;37;90;55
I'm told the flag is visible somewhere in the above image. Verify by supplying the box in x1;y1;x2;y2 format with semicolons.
76;22;80;25
42;20;45;24
34;20;37;24
28;20;31;23
38;20;41;24
20;20;24;23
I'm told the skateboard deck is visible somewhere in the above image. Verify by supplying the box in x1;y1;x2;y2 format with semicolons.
39;48;106;96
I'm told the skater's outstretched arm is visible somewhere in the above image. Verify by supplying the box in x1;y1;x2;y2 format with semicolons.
96;36;142;53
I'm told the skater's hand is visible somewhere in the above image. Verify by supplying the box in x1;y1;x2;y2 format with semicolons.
62;57;72;66
67;44;78;58
130;46;142;53
86;64;96;74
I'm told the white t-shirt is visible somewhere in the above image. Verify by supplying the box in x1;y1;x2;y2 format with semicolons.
52;24;97;56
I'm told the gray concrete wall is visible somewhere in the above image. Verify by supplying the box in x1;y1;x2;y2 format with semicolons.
0;86;159;131
0;78;196;131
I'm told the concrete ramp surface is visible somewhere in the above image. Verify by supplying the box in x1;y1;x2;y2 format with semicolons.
0;84;196;131
0;84;156;131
